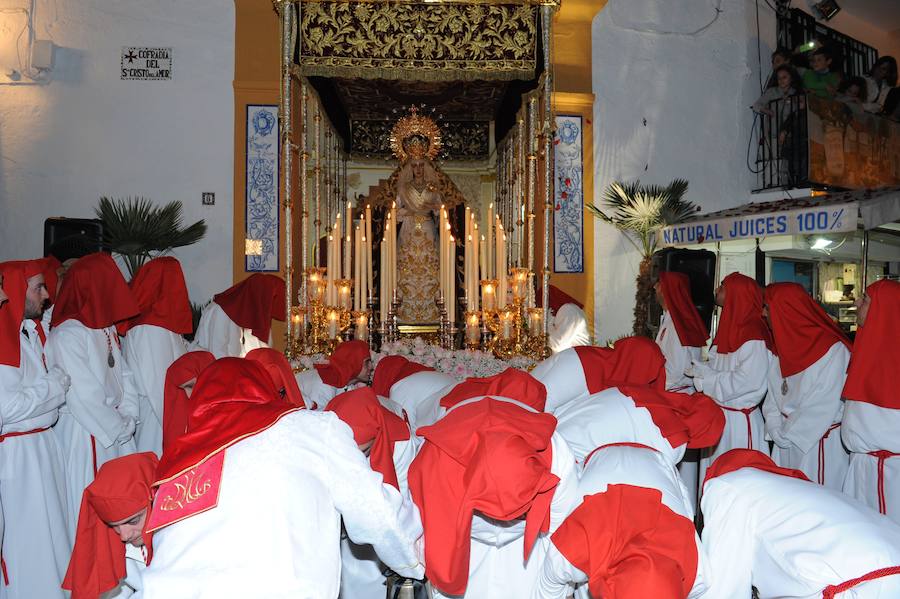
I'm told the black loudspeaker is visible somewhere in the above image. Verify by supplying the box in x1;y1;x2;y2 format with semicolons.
43;218;104;261
649;248;717;334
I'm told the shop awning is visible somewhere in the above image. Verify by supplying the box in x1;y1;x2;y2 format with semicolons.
657;187;900;248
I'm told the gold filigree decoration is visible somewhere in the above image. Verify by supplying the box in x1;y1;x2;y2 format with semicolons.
390;107;443;162
159;467;214;511
353;119;489;161
297;2;537;82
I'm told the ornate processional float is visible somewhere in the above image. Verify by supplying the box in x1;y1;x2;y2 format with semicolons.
271;0;559;365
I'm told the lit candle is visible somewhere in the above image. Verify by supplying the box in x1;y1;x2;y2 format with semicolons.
354;225;362;311
486;202;494;277
527;307;543;334
365;204;373;295
326;233;335;306
448;235;456;323
290;307;302;339
345;201;352;279
481;279;497;312
354;312;369;341
337;280;352;311
500;309;514;340
327;309;340;339
465;311;480;346
380;226;389;325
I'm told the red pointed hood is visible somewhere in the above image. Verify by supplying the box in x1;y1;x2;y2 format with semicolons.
245;348;305;408
314;340;371;388
63;452;159;599
843;280;900;409
162;351;216;453
551;484;698;599
213;274;285;342
658;271;708;347
156;358;300;483
408;398;559;596
712;272;773;354
326;387;410;489
0;260;44;367
50;253;139;329
575;336;667;394
620;386;725;450
118;257;192;336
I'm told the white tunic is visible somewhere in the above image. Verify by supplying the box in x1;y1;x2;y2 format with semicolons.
692;340;771;470
122;324;187;456
531;349;590;415
842;400;900;522
701;466;900;599
763;342;850;490
295;369;359;411
531;445;708;599
432;433;580;599
548;304;590;354
553;387;688;468
194;302;268;359
142;411;424;599
0;319;71;599
46;320;139;534
655;311;702;392
339;434;421;599
101;543;146;599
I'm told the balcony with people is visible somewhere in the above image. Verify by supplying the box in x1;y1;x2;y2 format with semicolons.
752;46;898;192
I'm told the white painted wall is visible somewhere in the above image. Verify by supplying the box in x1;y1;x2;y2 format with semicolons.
0;0;234;304
590;0;778;343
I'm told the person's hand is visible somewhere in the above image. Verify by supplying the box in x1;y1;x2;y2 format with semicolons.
117;416;136;445
48;365;71;392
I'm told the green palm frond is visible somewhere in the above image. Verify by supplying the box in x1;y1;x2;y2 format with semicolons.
587;179;695;257
96;196;207;277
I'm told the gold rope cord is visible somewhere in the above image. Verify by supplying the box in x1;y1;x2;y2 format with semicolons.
297;2;537;82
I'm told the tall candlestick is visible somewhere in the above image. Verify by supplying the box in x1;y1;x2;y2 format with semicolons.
486;203;494;277
448;235;456;323
380;225;389;325
365;204;373;296
354;225;362;311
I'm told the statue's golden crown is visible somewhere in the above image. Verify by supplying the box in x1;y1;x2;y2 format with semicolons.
390;107;442;162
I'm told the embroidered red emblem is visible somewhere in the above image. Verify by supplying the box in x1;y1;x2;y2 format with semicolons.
146;451;225;532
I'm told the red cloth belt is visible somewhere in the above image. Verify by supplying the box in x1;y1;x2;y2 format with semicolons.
720;404;759;450
817;422;841;485
583;442;659;467
823;565;900;598
0;426;49;443
869;451;899;516
1;554;7;586
91;435;98;476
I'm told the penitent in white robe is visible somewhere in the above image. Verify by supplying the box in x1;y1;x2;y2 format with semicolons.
763;342;850;490
530;348;590;415
531;444;709;599
339;433;421;599
701;465;900;598
548;304;591;354
655;311;702;392
0;320;71;599
384;371;456;432
692;340;771;477
295;369;363;411
142;411;424;599
46;320;139;535
655;310;704;508
432;430;580;599
193;302;268;359
842;400;900;522
122;324;187;456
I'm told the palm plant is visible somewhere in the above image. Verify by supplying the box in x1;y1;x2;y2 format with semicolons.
96;197;207;278
587;179;697;337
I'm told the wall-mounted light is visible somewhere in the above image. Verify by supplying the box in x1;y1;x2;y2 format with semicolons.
245;238;263;256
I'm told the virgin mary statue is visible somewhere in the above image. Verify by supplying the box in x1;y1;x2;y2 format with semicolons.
395;135;442;323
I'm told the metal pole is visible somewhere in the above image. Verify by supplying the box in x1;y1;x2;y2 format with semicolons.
279;0;294;347
861;229;869;289
541;4;554;335
527;94;537;273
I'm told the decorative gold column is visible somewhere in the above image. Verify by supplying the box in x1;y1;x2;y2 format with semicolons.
279;0;295;346
541;4;554;335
